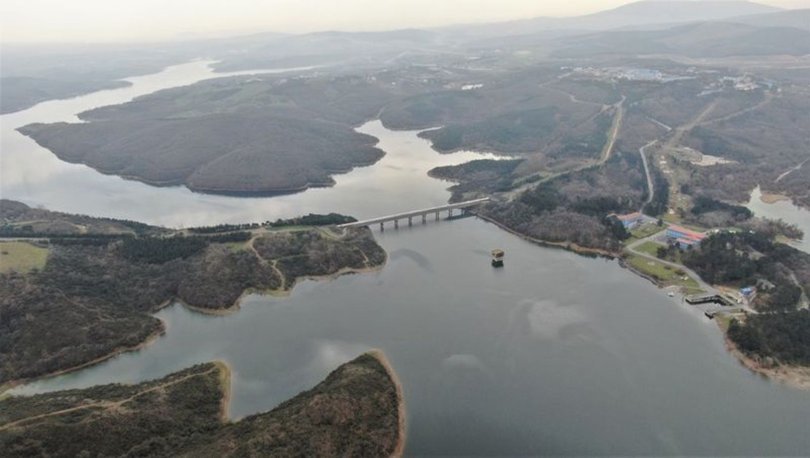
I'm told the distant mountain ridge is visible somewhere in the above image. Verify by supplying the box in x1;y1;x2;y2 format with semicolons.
440;0;783;37
552;21;810;58
728;8;810;30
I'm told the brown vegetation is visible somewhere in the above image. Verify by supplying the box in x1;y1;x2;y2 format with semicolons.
1;352;404;457
0;202;385;385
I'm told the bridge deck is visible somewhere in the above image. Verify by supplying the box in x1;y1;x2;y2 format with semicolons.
338;198;490;228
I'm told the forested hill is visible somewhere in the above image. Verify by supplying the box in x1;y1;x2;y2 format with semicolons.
0;352;404;457
1;201;385;385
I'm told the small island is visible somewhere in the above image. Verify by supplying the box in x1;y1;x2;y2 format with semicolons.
0;351;405;457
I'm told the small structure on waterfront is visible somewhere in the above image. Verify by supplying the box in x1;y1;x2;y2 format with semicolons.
491;249;504;268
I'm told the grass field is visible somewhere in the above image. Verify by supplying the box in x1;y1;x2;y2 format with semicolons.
224;241;249;252
0;241;49;273
628;224;665;241
625;253;702;292
635;241;664;257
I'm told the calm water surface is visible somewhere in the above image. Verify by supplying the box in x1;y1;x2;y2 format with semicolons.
4;63;810;456
748;186;810;254
1;61;500;227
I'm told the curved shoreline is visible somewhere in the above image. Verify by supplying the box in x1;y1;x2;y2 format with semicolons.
475;212;618;258
478;212;810;392
1;318;166;396
19;128;386;199
3;250;388;395
367;349;407;458
724;333;810;391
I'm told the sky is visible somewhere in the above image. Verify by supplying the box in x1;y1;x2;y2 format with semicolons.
1;0;808;44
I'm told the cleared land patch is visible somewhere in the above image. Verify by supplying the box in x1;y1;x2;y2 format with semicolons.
0;242;49;274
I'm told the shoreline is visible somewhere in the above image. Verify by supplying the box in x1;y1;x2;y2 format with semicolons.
4;252;387;395
367;349;407;458
475;212;618;258
1;319;166;396
759;192;791;204
213;360;233;422
723;332;810;391
20;129;384;199
478;212;810;392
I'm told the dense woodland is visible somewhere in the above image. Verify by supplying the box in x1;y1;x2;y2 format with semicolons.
0;364;224;457
483;150;646;252
0;199;158;236
268;213;357;227
0;204;385;384
682;231;810;365
729;311;810;366
428;159;524;201
683;88;810;208
682;232;809;312
0;353;402;458
684;195;753;227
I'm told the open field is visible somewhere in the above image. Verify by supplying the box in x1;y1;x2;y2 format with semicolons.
634;240;664;257
625;253;701;291
627;224;665;243
0;242;49;274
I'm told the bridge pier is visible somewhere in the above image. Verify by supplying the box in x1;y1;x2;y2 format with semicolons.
335;198;491;230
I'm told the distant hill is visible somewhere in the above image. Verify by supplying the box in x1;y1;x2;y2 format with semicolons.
551;21;810;58
213;28;443;71
580;0;782;27
728;8;810;31
441;0;782;38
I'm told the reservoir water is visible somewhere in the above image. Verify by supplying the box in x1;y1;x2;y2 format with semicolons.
4;62;810;456
747;186;810;254
1;61;501;228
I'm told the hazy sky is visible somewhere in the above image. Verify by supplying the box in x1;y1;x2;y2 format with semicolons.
1;0;808;43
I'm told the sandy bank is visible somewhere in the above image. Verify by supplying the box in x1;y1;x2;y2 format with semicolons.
760;192;791;204
367;349;407;458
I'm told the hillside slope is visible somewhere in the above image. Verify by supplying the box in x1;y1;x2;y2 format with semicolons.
1;353;404;457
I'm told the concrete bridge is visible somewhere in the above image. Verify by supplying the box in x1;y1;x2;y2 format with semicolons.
338;198;491;230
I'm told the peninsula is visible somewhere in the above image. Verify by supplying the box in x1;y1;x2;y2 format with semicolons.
0;200;386;389
0;352;405;457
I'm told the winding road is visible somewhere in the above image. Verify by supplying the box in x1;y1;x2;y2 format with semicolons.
639;140;657;210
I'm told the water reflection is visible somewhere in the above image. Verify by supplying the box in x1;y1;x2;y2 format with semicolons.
747;186;810;253
5;62;810;456
2;61;501;227
12;219;810;456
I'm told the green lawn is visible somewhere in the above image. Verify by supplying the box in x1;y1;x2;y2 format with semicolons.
223;241;249;252
635;241;664;257
625;253;702;292
0;241;49;273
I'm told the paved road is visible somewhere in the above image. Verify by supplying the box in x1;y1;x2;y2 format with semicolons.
626;233;714;292
639;140;657;209
626;231;757;315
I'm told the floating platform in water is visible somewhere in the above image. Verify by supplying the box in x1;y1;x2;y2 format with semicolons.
491;249;504;268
